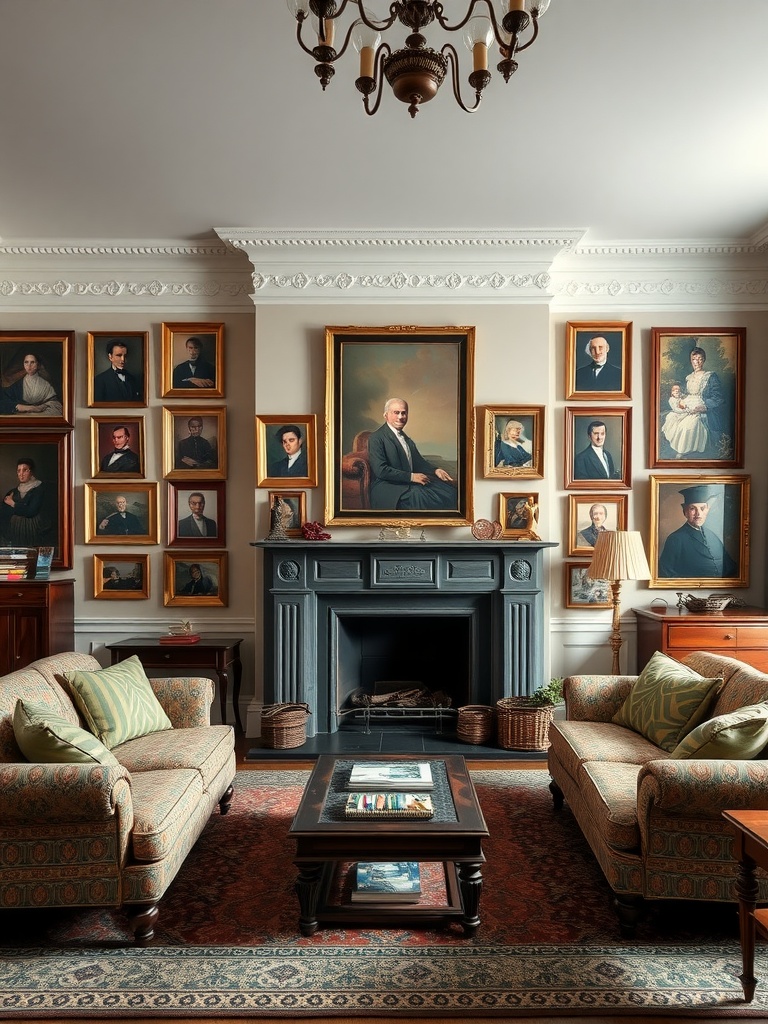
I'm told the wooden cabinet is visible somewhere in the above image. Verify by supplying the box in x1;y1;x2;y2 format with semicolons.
0;580;74;674
633;605;768;673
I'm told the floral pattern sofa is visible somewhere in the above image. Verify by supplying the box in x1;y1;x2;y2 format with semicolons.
0;652;236;944
548;651;768;936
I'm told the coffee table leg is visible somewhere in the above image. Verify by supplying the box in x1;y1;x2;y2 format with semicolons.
457;861;483;935
295;861;324;936
735;853;759;1001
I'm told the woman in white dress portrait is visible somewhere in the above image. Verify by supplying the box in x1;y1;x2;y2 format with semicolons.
0;352;63;416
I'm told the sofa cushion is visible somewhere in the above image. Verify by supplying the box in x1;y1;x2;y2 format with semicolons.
63;656;172;750
549;720;670;784
612;651;722;752
670;703;768;759
114;724;234;790
127;768;204;861
13;700;120;766
580;761;643;851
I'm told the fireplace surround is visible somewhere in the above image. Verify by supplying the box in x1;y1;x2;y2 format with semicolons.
255;540;556;738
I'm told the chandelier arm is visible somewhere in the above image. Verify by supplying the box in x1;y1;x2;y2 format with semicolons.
433;0;498;36
295;14;319;59
360;43;391;116
441;44;483;114
353;1;400;32
513;14;540;54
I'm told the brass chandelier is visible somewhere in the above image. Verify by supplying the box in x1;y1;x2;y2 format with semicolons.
287;1;552;118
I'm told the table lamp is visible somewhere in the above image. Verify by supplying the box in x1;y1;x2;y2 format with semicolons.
587;530;651;674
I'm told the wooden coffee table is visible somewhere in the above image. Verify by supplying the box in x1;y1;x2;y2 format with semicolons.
288;753;489;936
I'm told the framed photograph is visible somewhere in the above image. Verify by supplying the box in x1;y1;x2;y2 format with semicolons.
649;474;750;588
93;554;149;600
565;321;631;401
161;322;224;399
0;330;74;427
162;406;226;480
564;562;612;609
90;416;145;478
565;407;632;490
164;551;227;608
649;327;746;468
84;482;159;545
498;492;539;538
167;482;226;547
256;414;318;488
87;331;148;407
567;494;628;556
267;489;306;539
0;432;73;570
481;406;544;480
324;326;475;527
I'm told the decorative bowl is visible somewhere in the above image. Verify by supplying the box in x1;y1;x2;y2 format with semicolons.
682;594;732;613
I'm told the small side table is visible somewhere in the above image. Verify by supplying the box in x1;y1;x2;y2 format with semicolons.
722;809;768;1002
106;636;244;733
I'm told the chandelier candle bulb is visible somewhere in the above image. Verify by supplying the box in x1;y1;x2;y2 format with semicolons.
360;46;375;79
509;0;525;10
473;42;488;72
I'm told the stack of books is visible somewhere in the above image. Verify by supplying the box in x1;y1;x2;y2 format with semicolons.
350;862;421;903
347;761;434;791
158;633;201;645
344;792;434;818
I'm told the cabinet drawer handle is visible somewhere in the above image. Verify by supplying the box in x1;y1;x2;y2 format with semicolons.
724;633;735;640
164;653;170;659
15;593;23;598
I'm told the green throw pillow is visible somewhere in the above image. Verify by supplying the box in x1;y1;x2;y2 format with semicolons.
670;703;768;759
13;699;119;766
612;650;723;752
63;655;172;750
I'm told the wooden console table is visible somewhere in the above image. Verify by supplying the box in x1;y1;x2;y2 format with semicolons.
633;606;768;673
106;636;244;732
722;809;768;1002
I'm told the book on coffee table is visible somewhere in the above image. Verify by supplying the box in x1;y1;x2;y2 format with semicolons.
351;861;421;902
344;793;434;819
347;761;433;790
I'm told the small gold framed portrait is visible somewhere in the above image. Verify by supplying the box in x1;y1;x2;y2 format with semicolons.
256;414;318;488
161;322;224;398
567;494;628;556
87;331;149;407
164;551;228;607
168;481;226;548
498;492;539;538
93;554;150;600
90;416;145;479
84;482;159;545
565;407;631;490
162;406;227;480
481;406;544;480
565;321;632;401
266;490;306;538
564;562;612;610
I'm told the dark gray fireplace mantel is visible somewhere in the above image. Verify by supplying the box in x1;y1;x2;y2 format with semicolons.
254;540;557;738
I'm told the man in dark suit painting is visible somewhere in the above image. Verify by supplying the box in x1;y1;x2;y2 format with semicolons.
574;420;619;481
93;339;143;403
100;425;140;473
268;424;308;478
658;484;737;579
172;337;216;389
367;398;457;510
178;492;218;538
97;494;144;535
574;335;623;393
176;417;217;470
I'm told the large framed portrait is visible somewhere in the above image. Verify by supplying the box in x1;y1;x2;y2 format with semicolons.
0;432;73;570
162;406;226;480
565;321;631;401
87;331;148;407
567;494;627;556
161;322;224;399
564;562;612;609
564;407;632;490
164;551;227;608
324;326;475;527
93;554;150;600
84;482;159;545
0;330;74;427
167;481;226;547
649;328;746;469
266;489;306;539
498;492;539;538
649;474;750;588
90;416;145;479
255;414;318;488
481;406;544;479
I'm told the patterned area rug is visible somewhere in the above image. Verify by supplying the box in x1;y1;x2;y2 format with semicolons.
2;769;767;1018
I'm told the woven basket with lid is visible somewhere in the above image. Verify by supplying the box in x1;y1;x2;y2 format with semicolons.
260;702;311;749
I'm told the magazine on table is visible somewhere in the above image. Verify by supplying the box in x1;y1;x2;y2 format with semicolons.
347;761;434;790
351;862;422;902
344;792;434;819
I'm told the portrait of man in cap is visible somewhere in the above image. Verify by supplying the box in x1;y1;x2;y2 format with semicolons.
658;483;737;579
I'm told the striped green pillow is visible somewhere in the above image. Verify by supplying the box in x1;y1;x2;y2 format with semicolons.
13;699;120;765
670;703;768;759
612;650;723;752
63;655;172;750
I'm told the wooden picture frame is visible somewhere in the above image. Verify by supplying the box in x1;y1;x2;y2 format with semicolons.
0;330;74;427
564;562;612;609
167;482;226;547
498;492;539;538
87;331;148;407
567;494;628;556
84;481;159;545
256;414;318;488
93;554;150;599
266;489;306;539
161;322;224;398
324;326;475;527
565;321;631;401
565;407;632;490
649;327;746;468
649;474;750;588
164;551;228;607
90;416;145;479
0;432;73;570
481;406;544;480
162;406;226;480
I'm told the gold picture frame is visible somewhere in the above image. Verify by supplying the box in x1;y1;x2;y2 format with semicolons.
161;322;224;399
93;554;150;599
87;331;148;407
564;562;612;609
564;407;632;490
164;551;228;607
0;330;75;427
162;406;227;480
84;482;159;545
498;492;539;538
256;414;318;488
167;481;226;548
266;489;307;538
565;321;632;401
90;416;146;479
567;494;628;556
481;406;544;479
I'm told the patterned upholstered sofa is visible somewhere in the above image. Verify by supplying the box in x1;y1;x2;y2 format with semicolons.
548;651;768;936
0;652;236;944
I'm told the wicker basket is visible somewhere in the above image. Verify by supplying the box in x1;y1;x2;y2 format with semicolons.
260;702;311;749
496;697;555;751
456;705;496;745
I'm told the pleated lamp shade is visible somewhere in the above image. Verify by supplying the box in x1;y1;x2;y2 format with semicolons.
588;530;651;583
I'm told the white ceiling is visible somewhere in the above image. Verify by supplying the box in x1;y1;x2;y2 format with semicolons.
2;0;767;247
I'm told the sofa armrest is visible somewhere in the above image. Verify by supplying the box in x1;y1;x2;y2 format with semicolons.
0;762;132;823
564;674;637;722
148;675;215;728
638;759;768;821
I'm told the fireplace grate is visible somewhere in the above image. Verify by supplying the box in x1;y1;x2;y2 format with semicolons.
338;704;458;736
